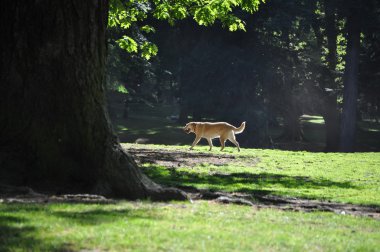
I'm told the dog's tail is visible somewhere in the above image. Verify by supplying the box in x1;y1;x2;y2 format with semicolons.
233;122;246;134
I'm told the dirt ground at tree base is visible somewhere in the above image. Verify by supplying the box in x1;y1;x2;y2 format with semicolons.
1;147;379;219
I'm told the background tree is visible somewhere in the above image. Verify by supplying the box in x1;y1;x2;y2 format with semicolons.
320;0;340;151
358;3;380;123
339;4;360;152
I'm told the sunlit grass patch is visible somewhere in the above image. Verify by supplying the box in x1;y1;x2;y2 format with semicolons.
301;115;325;125
131;144;380;206
116;125;128;131
359;120;380;132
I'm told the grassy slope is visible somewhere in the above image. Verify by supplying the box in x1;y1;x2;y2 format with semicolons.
133;144;380;206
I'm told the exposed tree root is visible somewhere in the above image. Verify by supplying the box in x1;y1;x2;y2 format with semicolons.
1;183;379;219
181;186;380;219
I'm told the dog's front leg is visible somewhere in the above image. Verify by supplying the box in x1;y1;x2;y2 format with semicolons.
190;135;201;150
206;138;213;151
219;137;226;151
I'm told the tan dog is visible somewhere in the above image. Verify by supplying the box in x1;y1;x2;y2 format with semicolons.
184;122;246;152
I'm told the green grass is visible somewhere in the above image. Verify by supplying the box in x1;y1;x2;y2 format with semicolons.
1;201;380;251
301;115;325;125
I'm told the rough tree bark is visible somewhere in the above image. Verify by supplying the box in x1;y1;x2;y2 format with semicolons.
0;1;186;200
339;6;360;152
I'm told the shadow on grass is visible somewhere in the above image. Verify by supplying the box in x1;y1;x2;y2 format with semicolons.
357;121;380;151
142;165;358;196
0;203;158;251
52;207;159;226
0;215;47;252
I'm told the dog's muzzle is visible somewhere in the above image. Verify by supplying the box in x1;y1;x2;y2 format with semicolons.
184;128;191;134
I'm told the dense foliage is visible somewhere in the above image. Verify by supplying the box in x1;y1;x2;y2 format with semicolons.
107;0;380;151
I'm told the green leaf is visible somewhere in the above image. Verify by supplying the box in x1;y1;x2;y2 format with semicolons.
116;35;138;53
117;85;129;94
140;42;158;60
141;25;156;33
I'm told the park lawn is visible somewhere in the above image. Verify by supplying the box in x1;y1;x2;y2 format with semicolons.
1;145;379;251
125;144;380;206
1;201;380;251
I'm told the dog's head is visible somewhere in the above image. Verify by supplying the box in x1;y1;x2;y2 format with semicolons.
183;122;196;134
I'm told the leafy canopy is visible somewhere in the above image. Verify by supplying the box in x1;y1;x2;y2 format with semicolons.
109;0;264;59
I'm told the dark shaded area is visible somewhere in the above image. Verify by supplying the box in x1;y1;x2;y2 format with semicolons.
0;215;64;251
110;102;380;152
0;204;159;251
0;1;186;201
107;0;380;152
0;216;38;252
52;208;158;226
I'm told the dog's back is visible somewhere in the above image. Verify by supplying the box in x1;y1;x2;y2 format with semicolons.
196;122;245;139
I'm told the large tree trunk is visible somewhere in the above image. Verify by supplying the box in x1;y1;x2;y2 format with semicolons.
0;1;185;200
339;7;360;152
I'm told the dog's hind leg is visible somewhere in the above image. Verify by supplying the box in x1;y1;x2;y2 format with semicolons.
207;138;213;151
190;136;201;150
228;134;241;152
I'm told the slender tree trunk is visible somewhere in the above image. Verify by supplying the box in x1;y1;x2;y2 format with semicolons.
339;7;360;152
281;111;303;142
0;1;185;200
279;96;303;142
322;0;340;151
277;68;303;142
323;101;340;151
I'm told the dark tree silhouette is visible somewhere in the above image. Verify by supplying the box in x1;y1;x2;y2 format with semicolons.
0;1;185;199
